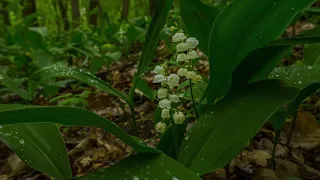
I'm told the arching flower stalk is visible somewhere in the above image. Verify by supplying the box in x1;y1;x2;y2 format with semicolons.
153;30;202;134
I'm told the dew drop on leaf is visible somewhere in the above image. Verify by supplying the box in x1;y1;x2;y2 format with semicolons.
172;177;179;180
19;139;25;144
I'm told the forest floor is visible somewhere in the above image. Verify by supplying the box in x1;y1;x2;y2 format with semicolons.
0;21;320;180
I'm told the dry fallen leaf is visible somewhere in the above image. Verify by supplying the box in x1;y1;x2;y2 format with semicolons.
252;168;280;180
280;112;320;150
80;156;92;167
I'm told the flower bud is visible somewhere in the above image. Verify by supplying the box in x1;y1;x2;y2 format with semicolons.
153;65;165;75
193;75;203;83
172;32;186;42
169;94;180;103
177;53;188;62
155;122;167;133
159;99;171;109
186;37;199;49
167;74;180;88
176;43;188;52
161;108;170;119
177;68;188;77
157;88;168;99
187;50;199;59
173;111;186;124
186;71;197;80
153;74;166;83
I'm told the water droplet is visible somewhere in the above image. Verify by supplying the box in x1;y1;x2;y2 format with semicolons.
291;7;295;11
186;146;189;149
125;171;130;174
259;26;264;30
133;176;139;180
273;2;277;6
172;177;179;180
298;81;302;84
19;139;25;144
258;36;264;40
197;173;200;176
274;13;279;16
147;165;150;168
205;116;208;118
210;111;214;114
201;158;204;162
161;163;164;166
0;125;2;129
241;102;244;105
185;135;190;140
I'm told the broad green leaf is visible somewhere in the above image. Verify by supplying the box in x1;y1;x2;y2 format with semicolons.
179;0;220;55
180;82;207;104
0;105;160;154
136;78;157;100
206;0;317;104
33;49;54;68
267;107;287;132
269;64;320;89
178;80;300;175
157;122;187;159
130;0;173;101
287;83;320;116
10;29;47;51
73;154;201;180
29;66;129;102
135;0;173;76
304;43;320;66
233;27;320;86
0;123;71;180
0;74;29;100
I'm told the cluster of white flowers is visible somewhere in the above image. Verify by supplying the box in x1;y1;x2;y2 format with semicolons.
154;31;201;133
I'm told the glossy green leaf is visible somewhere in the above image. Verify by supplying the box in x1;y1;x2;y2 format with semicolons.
269;64;320;89
135;0;173;76
33;49;54;68
73;154;201;180
28;66;129;102
0;74;29;100
136;78;157;101
157;122;187;159
10;29;47;51
0;123;71;180
179;0;220;55
206;0;317;104
267;107;287;132
304;43;320;66
130;0;173;102
178;80;300;175
0;105;160;154
234;27;320;86
181;82;207;104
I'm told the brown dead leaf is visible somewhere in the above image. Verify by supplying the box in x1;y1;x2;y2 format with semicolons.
252;168;280;180
80;156;92;167
275;158;300;180
280;112;320;150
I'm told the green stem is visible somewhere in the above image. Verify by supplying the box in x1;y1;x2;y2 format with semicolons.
189;79;199;119
129;104;138;136
287;112;297;146
169;114;180;157
271;130;280;170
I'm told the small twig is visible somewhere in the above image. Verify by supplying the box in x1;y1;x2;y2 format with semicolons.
169;113;180;157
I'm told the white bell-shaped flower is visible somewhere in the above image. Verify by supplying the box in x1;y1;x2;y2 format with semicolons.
176;43;188;52
193;75;203;83
155;122;167;133
187;50;199;59
186;71;197;80
169;94;180;103
153;65;165;75
177;68;188;77
186;37;199;49
167;74;180;88
176;53;188;62
153;74;166;83
157;88;168;99
173;111;186;124
161;108;170;119
172;32;186;42
159;99;171;109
